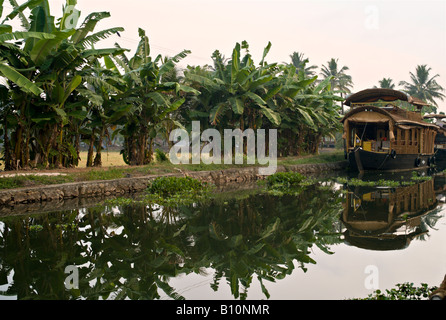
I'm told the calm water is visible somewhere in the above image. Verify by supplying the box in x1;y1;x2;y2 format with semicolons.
0;169;445;300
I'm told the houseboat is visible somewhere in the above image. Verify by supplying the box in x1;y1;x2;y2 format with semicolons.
423;114;446;163
341;88;438;171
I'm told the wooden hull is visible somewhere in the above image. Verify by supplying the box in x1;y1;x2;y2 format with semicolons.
347;148;434;171
434;148;446;162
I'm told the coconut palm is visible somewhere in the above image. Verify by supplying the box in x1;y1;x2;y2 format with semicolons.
399;64;445;107
320;58;354;114
289;51;318;79
375;77;396;89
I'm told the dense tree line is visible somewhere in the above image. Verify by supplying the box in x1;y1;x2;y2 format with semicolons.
0;1;443;171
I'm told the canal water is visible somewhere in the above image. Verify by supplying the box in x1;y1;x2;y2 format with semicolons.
0;168;445;300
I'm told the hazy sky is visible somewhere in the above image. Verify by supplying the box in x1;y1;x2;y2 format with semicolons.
5;0;446;111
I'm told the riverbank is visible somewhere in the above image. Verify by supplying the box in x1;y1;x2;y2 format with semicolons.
0;157;348;215
0;150;345;188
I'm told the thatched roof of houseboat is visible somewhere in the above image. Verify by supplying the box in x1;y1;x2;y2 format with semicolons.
344;88;409;106
340;105;438;129
423;114;446;119
408;96;430;107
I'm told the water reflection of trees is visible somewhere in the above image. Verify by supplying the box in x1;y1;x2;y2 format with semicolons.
0;183;343;300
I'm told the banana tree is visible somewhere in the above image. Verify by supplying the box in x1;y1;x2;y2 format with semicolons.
295;77;343;154
183;41;282;158
0;0;125;169
111;28;197;166
275;62;342;156
208;41;282;131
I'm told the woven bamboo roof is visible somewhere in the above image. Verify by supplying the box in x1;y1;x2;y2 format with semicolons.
408;96;430;107
340;105;438;129
344;88;409;106
423;114;446;119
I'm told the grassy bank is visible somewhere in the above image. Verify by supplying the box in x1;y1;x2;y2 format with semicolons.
0;149;345;190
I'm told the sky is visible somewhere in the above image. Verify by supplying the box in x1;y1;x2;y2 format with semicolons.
4;0;446;111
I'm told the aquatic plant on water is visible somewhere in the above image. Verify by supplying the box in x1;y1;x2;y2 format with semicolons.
353;282;438;300
105;176;213;207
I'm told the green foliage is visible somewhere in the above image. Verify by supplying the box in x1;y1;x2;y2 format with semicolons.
106;176;213;207
399;64;445;110
0;0;125;170
336;171;433;188
336;177;401;188
264;171;323;197
147;176;205;196
266;172;306;188
354;282;438;300
0;1;345;172
0;174;74;189
154;148;168;162
82;168;126;181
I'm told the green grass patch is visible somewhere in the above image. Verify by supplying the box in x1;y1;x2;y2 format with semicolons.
0;174;75;189
79;167;128;181
279;150;345;166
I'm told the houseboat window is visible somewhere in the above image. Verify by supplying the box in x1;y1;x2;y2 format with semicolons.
408;129;412;145
401;130;405;145
377;129;386;140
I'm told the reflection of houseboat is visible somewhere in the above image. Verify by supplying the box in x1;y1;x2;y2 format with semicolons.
341;88;438;171
341;179;438;251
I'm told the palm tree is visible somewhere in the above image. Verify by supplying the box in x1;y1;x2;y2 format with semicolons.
320;58;353;114
375;77;395;89
399;65;445;108
289;52;317;78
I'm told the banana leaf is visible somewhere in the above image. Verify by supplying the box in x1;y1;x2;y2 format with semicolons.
70;11;111;43
229;96;244;115
30;29;75;65
259;105;281;126
0;60;42;95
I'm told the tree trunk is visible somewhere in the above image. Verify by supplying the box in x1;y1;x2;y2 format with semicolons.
94;126;105;167
296;125;305;155
43;124;59;169
14;125;23;169
55;128;64;168
147;137;154;164
74;130;80;167
24;126;31;168
138;127;147;166
313;133;323;155
86;129;95;167
3;119;13;171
